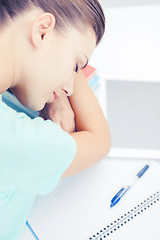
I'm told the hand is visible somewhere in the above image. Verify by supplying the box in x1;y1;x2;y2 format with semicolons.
40;94;75;133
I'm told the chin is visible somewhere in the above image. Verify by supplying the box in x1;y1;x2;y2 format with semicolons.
21;99;45;112
11;89;45;111
11;88;46;112
29;102;45;112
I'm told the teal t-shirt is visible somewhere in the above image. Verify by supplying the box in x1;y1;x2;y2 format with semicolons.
0;101;77;240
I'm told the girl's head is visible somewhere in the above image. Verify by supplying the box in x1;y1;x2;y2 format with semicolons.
0;0;105;110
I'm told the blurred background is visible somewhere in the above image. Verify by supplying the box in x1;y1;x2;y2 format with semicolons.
90;1;160;157
99;0;160;7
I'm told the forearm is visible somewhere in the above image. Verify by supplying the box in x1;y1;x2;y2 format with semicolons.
70;71;110;141
62;71;111;177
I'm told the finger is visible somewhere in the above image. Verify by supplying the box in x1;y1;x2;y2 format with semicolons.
60;119;76;133
50;115;61;128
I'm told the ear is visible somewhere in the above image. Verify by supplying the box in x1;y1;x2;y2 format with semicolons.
30;12;56;48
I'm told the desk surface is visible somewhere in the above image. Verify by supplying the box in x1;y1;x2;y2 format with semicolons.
19;224;35;240
19;157;160;240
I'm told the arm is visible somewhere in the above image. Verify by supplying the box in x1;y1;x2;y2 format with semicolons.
40;94;75;133
62;71;111;178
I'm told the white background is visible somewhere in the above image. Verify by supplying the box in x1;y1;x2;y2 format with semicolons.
90;4;160;81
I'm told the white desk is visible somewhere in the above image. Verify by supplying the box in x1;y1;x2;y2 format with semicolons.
19;224;35;240
19;157;160;240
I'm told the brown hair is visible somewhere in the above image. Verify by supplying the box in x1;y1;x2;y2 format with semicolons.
0;0;105;44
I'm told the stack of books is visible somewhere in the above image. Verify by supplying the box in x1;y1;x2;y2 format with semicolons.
81;64;101;98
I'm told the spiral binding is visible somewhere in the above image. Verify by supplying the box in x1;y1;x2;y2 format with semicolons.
89;190;160;240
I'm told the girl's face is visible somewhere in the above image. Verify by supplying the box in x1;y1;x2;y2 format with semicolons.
11;19;96;111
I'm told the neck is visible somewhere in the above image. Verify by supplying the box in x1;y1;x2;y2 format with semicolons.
0;25;19;94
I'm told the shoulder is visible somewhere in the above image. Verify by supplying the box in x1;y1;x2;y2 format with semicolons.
0;101;77;194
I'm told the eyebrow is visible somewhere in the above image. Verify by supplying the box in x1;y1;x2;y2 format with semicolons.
81;55;89;70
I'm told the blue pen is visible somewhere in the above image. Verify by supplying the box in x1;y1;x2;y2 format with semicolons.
110;164;149;208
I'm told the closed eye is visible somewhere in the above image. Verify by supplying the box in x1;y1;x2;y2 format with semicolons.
75;64;79;73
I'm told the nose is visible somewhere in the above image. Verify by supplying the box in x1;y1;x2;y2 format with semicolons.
62;76;74;96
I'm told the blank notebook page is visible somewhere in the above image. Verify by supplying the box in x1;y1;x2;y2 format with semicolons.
28;158;160;240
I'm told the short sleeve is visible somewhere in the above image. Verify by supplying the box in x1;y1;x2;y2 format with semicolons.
0;102;77;195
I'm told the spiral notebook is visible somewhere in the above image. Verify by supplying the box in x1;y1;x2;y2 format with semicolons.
27;158;160;240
